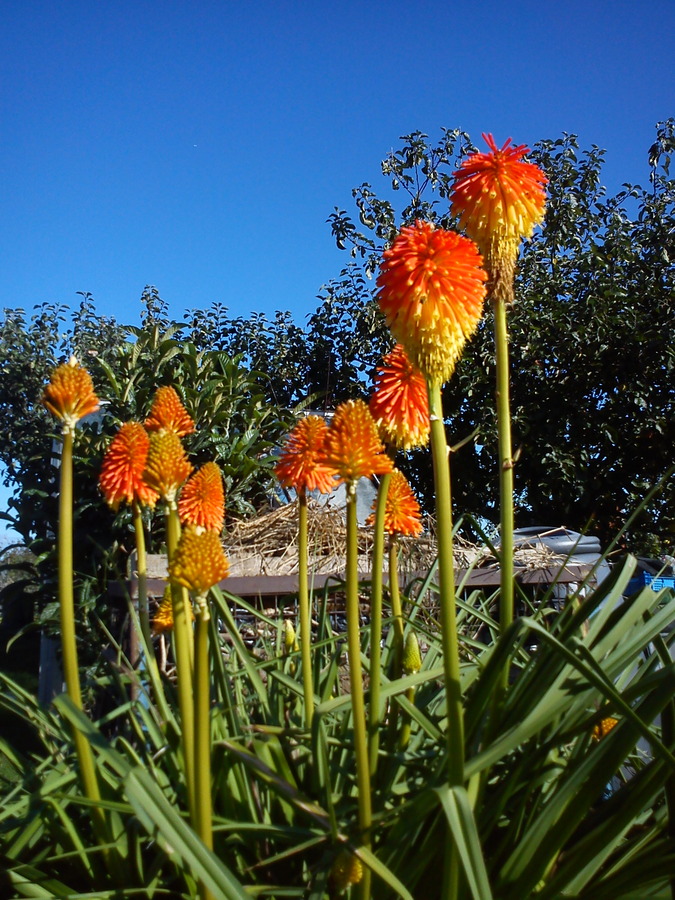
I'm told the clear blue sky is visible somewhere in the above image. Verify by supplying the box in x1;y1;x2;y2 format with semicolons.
0;0;673;540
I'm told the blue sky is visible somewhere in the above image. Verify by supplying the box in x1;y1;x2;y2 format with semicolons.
0;0;673;540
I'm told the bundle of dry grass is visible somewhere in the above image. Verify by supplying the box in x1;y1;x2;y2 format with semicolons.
223;499;564;580
225;499;373;578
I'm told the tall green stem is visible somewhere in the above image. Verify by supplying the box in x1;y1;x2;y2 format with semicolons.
494;297;515;669
427;382;464;784
298;490;315;727
58;428;106;837
132;503;171;722
346;488;372;900
166;506;196;819
386;539;405;750
194;601;214;900
368;472;391;776
388;539;404;670
428;381;463;900
133;502;152;648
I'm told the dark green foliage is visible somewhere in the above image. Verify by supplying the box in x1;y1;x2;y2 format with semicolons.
0;292;295;669
325;121;675;552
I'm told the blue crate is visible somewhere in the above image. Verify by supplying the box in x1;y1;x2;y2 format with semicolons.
626;571;675;594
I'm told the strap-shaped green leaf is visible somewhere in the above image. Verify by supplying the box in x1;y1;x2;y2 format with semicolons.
435;784;493;900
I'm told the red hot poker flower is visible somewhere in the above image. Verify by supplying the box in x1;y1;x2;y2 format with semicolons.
43;357;100;431
178;461;225;532
368;469;423;537
275;415;337;494
143;431;193;504
144;386;195;437
376;221;487;385
369;344;430;451
451;134;547;270
324;400;393;485
169;526;229;598
152;588;176;635
99;422;159;510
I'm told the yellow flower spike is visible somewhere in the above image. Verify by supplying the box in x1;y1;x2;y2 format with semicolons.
592;716;618;741
144;385;196;437
178;461;225;532
99;421;159;510
402;630;422;675
168;526;229;598
275;414;337;494
324;399;393;485
43;356;99;432
369;344;430;451
328;849;363;894
376;221;487;385
143;431;193;504
152;587;177;635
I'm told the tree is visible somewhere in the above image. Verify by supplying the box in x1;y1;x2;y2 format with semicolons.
0;291;294;658
321;122;675;551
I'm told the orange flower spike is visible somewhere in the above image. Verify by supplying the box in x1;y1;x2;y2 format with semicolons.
178;461;225;531
368;469;423;537
144;386;195;437
324;399;393;485
143;431;193;504
369;344;430;450
152;588;176;635
275;415;337;494
169;526;229;598
99;422;159;510
592;716;619;742
451;134;547;266
376;221;487;385
43;356;100;431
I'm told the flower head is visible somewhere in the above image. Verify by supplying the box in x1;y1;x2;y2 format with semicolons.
402;630;422;675
178;462;225;531
592;716;618;742
144;386;195;437
324;400;393;485
369;344;430;450
376;221;487;384
328;850;363;893
99;422;159;510
168;526;229;597
368;469;422;537
143;432;193;503
451;134;547;268
275;415;337;494
152;588;176;635
284;619;299;654
43;356;100;430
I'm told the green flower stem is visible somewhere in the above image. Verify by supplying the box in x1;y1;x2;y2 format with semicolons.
194;600;214;900
427;381;464;786
385;539;404;750
58;428;106;839
132;503;171;723
298;489;315;727
345;486;372;900
428;380;464;900
133;502;152;648
397;685;415;751
166;506;196;820
388;539;405;672
493;296;515;685
368;471;391;776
